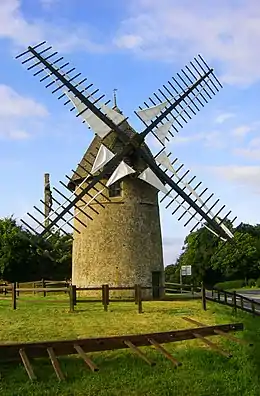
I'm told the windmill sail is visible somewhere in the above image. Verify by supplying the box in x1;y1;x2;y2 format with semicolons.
154;151;237;239
66;93;125;139
138;168;170;196
106;161;135;187
91;144;115;174
16;41;238;243
136;102;168;122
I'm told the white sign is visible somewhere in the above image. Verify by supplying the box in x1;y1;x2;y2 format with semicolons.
181;265;192;276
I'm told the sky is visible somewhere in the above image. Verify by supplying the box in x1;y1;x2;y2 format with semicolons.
1;0;260;266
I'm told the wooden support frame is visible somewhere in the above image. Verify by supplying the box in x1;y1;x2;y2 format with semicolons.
19;348;37;381
0;322;245;381
148;338;182;367
124;340;155;366
47;347;65;381
182;317;252;347
191;332;232;358
0;323;243;362
74;344;99;372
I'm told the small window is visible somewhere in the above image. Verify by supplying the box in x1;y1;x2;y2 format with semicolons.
108;181;122;198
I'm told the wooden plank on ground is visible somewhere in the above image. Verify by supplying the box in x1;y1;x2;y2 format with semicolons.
74;344;99;372
148;338;181;367
124;340;155;366
182;317;252;346
0;323;243;362
47;347;65;381
19;348;37;381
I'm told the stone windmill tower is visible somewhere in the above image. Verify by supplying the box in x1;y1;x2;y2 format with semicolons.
68;106;164;298
17;42;239;300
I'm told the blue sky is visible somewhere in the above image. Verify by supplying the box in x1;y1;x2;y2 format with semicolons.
1;0;260;265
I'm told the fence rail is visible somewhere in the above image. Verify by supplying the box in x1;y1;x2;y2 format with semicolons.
0;280;201;313
204;288;260;317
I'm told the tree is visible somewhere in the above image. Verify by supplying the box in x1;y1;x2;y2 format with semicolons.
177;227;221;286
211;231;260;282
0;217;72;282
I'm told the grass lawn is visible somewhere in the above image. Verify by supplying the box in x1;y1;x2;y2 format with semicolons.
0;295;259;396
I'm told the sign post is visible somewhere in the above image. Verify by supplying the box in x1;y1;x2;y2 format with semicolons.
180;265;192;293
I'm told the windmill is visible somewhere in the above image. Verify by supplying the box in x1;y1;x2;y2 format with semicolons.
16;42;239;298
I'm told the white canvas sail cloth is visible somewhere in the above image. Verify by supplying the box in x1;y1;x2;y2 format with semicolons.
138;167;171;196
106;161;135;187
154;121;173;145
66;93;125;139
136;102;168;123
156;151;175;173
91;144;115;174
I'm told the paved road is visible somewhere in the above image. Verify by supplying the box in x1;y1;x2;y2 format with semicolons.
238;289;260;303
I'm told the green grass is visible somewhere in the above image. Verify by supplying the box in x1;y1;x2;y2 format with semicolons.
0;295;259;396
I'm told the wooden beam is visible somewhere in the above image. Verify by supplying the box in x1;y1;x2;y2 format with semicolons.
74;345;99;372
148;338;181;367
47;347;65;381
192;333;232;358
0;323;243;362
124;340;155;366
19;348;37;381
182;317;252;346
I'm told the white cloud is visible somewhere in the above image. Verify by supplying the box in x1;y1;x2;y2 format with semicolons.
114;0;260;86
0;0;107;53
0;84;48;140
173;130;226;149
215;112;235;124
231;125;255;138
234;148;260;161
210;165;260;193
0;85;48;118
233;135;260;160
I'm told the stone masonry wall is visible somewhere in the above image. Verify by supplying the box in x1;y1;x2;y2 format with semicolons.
72;176;164;299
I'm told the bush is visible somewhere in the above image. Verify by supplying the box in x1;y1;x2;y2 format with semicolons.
214;280;245;290
248;279;256;287
256;278;260;288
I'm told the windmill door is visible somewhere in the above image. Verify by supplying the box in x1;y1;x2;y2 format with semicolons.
152;271;161;298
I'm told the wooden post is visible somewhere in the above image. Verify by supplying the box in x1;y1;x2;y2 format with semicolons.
69;285;74;313
42;279;46;297
33;282;36;295
224;291;227;304
217;290;220;301
240;295;244;310
233;291;237;313
102;285;108;312
134;284;138;304
251;301;255;317
202;282;206;311
72;285;77;306
211;289;214;298
12;283;17;310
137;284;143;314
105;284;109;308
16;282;19;297
44;173;52;228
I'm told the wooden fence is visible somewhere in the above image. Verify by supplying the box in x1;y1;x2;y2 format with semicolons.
202;287;260;317
0;280;202;313
165;282;201;296
0;283;145;313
